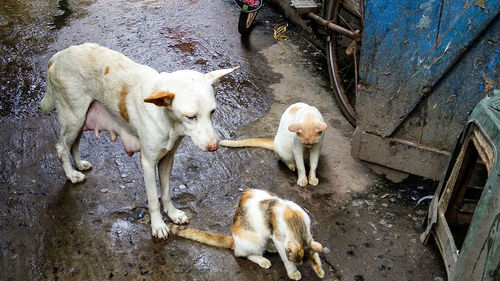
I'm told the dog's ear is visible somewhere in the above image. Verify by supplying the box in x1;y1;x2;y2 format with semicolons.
144;90;175;107
205;66;240;84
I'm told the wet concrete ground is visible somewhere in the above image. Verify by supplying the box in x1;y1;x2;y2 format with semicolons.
1;0;446;280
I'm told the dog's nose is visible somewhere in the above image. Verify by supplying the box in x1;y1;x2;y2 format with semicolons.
207;143;218;151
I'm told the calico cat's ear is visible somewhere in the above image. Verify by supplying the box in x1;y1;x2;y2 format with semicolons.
315;121;327;132
288;123;302;133
310;240;324;253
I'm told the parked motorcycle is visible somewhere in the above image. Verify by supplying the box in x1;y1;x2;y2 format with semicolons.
234;0;262;34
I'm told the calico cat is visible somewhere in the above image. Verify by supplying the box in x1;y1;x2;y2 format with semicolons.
169;188;325;280
220;102;327;187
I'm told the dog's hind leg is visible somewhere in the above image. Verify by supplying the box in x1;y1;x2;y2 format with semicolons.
158;139;188;225
55;99;91;183
71;131;93;171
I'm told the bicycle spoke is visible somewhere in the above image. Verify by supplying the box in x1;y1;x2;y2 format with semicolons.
339;13;355;31
339;62;354;73
334;53;350;63
340;0;362;18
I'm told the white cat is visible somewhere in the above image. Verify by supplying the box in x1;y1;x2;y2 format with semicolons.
170;188;325;280
220;102;327;186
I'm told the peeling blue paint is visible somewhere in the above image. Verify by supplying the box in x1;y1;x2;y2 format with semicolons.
357;0;500;152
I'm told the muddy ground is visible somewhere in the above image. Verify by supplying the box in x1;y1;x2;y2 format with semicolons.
0;0;446;280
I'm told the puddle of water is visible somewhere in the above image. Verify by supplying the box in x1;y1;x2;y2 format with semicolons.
0;0;92;118
48;0;73;30
165;26;200;55
171;42;197;54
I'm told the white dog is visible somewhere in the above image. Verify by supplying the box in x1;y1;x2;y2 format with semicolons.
40;43;238;238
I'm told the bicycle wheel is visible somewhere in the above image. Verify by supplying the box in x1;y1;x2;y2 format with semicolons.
238;11;259;35
326;0;363;126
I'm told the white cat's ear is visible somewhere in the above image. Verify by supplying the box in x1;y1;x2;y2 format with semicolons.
288;123;302;133
205;66;240;85
315;121;327;132
310;241;324;253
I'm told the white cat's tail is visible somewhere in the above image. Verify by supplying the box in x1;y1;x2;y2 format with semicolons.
219;138;274;150
169;224;234;249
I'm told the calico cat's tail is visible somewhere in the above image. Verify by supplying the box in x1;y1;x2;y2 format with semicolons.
219;138;274;150
169;224;234;249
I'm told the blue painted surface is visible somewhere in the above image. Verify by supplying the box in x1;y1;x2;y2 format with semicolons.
438;0;467;41
394;17;500;151
359;0;442;93
358;0;500;144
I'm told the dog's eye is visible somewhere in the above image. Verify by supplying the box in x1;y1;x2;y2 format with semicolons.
186;115;197;120
210;109;215;115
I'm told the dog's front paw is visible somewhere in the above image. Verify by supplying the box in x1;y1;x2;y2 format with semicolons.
168;208;189;225
297;177;308;187
308;176;319;186
151;220;169;239
76;160;92;171
287;270;302;280
68;170;86;183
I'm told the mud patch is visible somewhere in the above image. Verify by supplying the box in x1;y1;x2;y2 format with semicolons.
313;176;446;281
0;0;92;118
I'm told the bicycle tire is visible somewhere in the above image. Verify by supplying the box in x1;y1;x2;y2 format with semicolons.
325;0;363;126
238;11;259;35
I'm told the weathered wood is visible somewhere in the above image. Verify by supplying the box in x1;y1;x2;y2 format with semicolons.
358;0;500;137
472;128;494;174
393;18;500;152
434;212;459;277
354;130;450;180
421;94;500;281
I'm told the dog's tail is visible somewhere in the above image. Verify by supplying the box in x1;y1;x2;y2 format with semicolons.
169;224;234;250
219;138;274;150
39;59;56;112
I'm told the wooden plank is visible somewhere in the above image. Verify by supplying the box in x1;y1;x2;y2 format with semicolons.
438;0;468;41
472;128;494;174
358;0;442;94
392;18;500;152
357;131;450;180
434;212;460;277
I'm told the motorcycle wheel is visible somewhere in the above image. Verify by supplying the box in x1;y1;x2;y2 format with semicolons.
326;0;364;126
238;11;258;35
